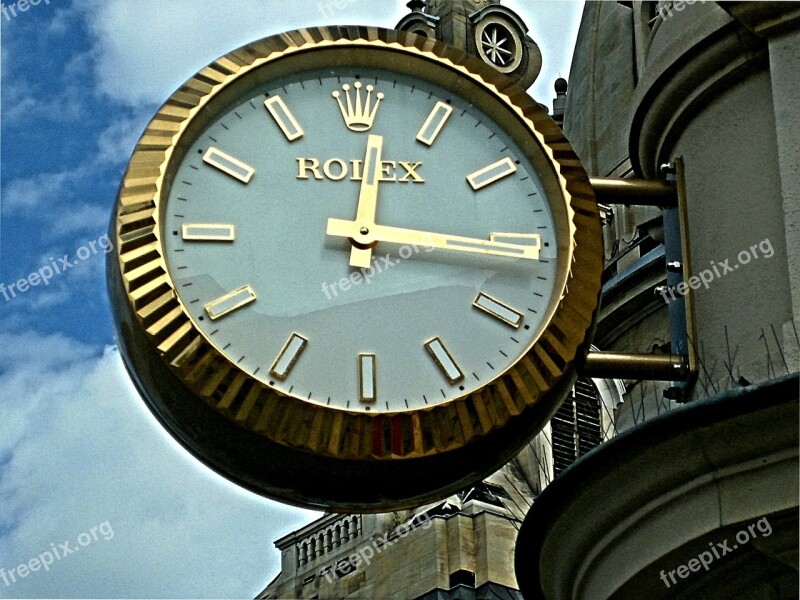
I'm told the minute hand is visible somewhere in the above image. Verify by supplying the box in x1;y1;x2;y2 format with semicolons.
349;134;384;268
326;219;541;260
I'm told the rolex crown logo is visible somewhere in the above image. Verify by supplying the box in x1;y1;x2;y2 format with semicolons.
332;82;385;132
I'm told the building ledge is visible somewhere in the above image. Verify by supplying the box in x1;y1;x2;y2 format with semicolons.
515;373;799;599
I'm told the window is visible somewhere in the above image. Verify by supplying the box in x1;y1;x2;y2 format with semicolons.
551;378;603;476
461;482;511;508
449;569;476;588
474;18;523;74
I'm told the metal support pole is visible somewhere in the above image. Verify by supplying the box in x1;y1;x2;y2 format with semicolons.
582;352;691;381
590;177;677;207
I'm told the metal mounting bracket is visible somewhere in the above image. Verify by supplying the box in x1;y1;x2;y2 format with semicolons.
581;159;698;399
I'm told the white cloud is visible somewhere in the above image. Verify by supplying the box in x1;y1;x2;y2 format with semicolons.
1;78;85;125
46;4;77;36
95;114;150;166
0;329;95;373
1;111;144;239
20;283;75;312
0;331;318;598
47;203;109;238
0;230;111;314
3;168;90;213
1;20;89;128
74;0;407;108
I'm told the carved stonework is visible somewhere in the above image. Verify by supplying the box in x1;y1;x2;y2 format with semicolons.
396;0;542;90
427;0;494;13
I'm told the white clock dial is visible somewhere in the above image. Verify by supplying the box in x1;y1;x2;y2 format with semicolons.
112;26;602;510
162;67;560;413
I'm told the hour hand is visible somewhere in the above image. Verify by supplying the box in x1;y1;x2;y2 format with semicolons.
326;219;541;260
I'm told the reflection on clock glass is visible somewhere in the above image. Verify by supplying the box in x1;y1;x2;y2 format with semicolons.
162;66;560;412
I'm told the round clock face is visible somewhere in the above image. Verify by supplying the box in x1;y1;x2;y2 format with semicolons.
162;67;559;413
110;27;602;510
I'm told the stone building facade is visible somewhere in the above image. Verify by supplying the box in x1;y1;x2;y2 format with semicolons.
516;2;799;598
258;472;532;599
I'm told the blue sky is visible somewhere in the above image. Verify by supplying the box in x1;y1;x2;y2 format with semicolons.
0;1;582;596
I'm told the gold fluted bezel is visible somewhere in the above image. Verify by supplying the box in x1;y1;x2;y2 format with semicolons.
113;26;603;463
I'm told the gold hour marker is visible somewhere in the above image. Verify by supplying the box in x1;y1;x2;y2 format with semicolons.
359;353;377;403
467;157;517;190
182;224;235;242
489;232;541;260
416;101;453;146
264;96;304;141
204;285;257;320
473;292;524;328
203;147;255;184
424;337;464;384
269;333;308;380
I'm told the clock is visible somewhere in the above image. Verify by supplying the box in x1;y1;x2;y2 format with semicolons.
108;26;602;511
